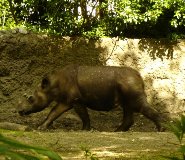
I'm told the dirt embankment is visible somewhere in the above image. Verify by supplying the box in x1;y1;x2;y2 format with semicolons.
0;28;183;160
0;29;171;132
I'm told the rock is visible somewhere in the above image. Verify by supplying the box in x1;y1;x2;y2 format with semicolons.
18;28;28;34
0;122;31;131
11;29;17;34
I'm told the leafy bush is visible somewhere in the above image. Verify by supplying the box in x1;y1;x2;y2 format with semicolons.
165;115;185;160
0;0;185;38
0;0;17;29
105;0;185;38
82;25;106;39
0;133;62;160
81;145;99;160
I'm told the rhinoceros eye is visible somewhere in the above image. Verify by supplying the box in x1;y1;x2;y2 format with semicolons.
41;77;50;89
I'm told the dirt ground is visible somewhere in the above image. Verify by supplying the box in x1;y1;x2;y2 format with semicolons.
0;128;181;160
0;101;177;160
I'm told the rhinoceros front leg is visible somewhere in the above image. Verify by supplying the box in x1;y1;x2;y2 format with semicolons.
38;103;72;130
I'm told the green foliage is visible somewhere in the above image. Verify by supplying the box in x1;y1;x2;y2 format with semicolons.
81;145;99;160
106;0;185;38
0;133;62;160
165;115;185;160
0;0;16;28
170;115;185;144
82;25;106;39
0;0;185;38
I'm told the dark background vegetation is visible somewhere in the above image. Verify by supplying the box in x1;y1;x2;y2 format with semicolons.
1;0;185;39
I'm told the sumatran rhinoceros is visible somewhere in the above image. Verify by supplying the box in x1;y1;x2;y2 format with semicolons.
18;64;162;131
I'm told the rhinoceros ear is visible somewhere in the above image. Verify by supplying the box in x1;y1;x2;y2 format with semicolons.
41;77;50;89
27;95;34;104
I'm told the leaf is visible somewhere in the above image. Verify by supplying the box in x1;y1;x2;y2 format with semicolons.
180;115;185;134
162;155;181;160
2;151;40;160
0;144;39;160
36;149;62;160
0;134;62;160
179;145;185;154
0;134;43;150
168;123;182;142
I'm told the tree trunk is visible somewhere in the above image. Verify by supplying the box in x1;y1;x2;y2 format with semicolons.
99;0;108;19
7;0;18;25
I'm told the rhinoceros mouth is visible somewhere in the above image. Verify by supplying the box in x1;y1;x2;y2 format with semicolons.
18;109;32;116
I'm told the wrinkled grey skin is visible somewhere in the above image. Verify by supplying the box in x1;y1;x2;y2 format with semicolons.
18;64;162;131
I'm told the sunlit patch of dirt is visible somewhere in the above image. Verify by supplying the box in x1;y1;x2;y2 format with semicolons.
0;130;180;160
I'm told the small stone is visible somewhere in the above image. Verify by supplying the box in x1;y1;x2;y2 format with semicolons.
11;29;17;34
19;28;28;34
